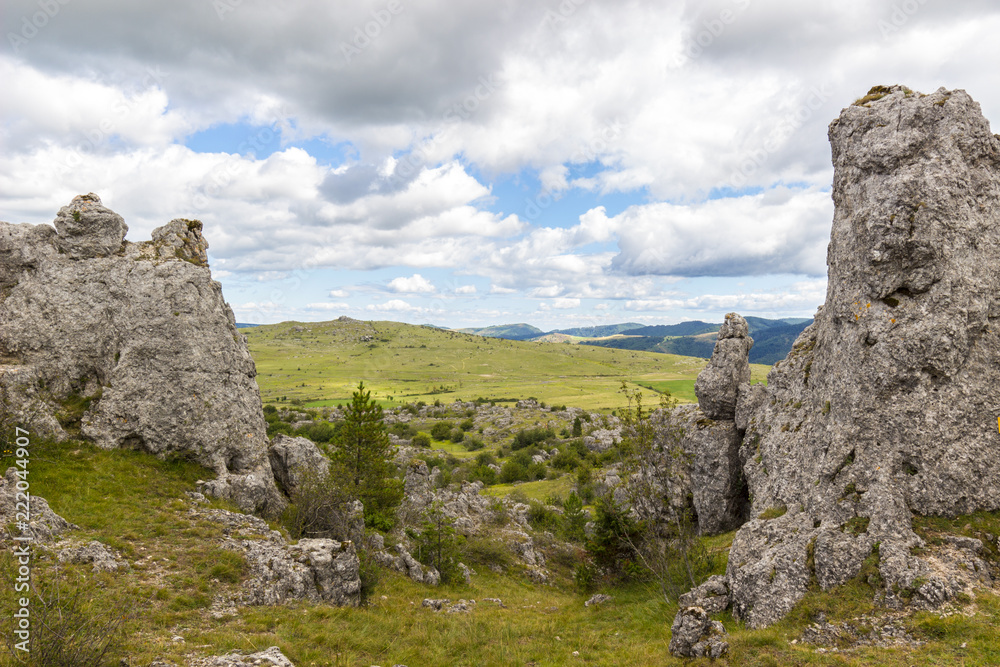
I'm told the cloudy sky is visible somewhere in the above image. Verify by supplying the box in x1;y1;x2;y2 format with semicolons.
3;0;998;329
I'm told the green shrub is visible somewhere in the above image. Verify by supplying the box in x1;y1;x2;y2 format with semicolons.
527;500;560;532
550;449;580;470
389;422;418;438
449;428;464;443
295;420;339;443
266;420;293;437
412;433;431;448
459;418;475;431
586;494;644;580
470;464;497;486
499;460;529;484
574;563;596;594
511;427;555;450
0;554;136;665
463;435;485;451
430;421;454;440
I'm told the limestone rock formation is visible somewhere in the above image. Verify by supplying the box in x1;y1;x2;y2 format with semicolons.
0;467;77;543
0;195;283;515
55;540;125;572
150;646;296;667
694;313;753;419
634;314;752;536
668;606;729;659
727;86;1000;627
223;535;361;607
677;574;730;615
53;193;128;259
268;434;330;495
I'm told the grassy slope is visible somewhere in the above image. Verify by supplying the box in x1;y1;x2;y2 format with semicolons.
242;319;769;411
3;438;999;665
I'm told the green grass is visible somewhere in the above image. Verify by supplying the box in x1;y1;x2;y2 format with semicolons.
484;474;577;502
242;319;766;412
2;436;999;664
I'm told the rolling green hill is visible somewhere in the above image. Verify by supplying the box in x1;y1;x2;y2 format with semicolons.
454;323;545;340
241;319;770;411
581;319;812;365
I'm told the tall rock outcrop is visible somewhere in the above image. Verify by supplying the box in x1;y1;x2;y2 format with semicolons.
727;86;1000;627
0;194;283;515
641;313;752;536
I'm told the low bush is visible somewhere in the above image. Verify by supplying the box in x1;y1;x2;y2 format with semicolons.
430;421;454;441
527;500;560;532
511;427;555;450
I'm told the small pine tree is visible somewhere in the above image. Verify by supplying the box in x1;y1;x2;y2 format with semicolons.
414;502;462;584
561;490;588;542
331;381;403;529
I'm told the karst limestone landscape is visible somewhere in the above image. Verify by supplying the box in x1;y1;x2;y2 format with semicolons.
2;85;1000;665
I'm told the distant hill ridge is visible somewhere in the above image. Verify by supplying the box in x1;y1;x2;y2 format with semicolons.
454;317;813;365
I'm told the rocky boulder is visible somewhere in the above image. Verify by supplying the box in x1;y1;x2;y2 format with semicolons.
729;86;1000;627
268;434;329;495
151;646;296;667
678;574;730;615
54;540;125;572
0;467;77;543
223;535;361;607
0;194;283;516
53;192;128;259
668;606;729;659
694;313;753;419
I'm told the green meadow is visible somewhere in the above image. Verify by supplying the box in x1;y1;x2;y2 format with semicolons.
242;319;770;412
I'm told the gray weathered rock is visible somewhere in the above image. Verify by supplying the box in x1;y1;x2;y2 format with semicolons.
223;536;361;607
730;86;1000;627
55;540;124;572
668;606;729;659
0;195;283;516
268;434;329;495
735;382;766;433
153;646;296;666
694;313;753;419
584;593;612;607
53;192;128;259
0;467;76;543
631;405;747;536
678;574;730;615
